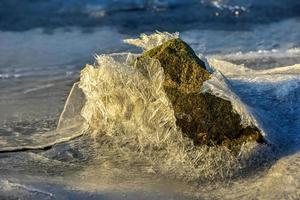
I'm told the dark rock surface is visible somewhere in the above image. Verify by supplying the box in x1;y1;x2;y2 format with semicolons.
138;38;265;150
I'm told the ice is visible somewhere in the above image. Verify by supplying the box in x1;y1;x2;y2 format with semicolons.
124;31;179;51
71;48;273;181
1;30;300;198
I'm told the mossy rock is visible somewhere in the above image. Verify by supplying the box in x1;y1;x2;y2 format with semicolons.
138;38;265;150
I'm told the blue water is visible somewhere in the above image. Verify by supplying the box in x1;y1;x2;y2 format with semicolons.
1;0;300;31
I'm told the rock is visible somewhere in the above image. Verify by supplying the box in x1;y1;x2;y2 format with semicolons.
138;38;265;150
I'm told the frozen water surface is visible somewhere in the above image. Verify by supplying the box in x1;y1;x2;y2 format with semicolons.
0;1;300;199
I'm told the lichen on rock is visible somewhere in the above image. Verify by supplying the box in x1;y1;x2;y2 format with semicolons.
137;38;265;150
